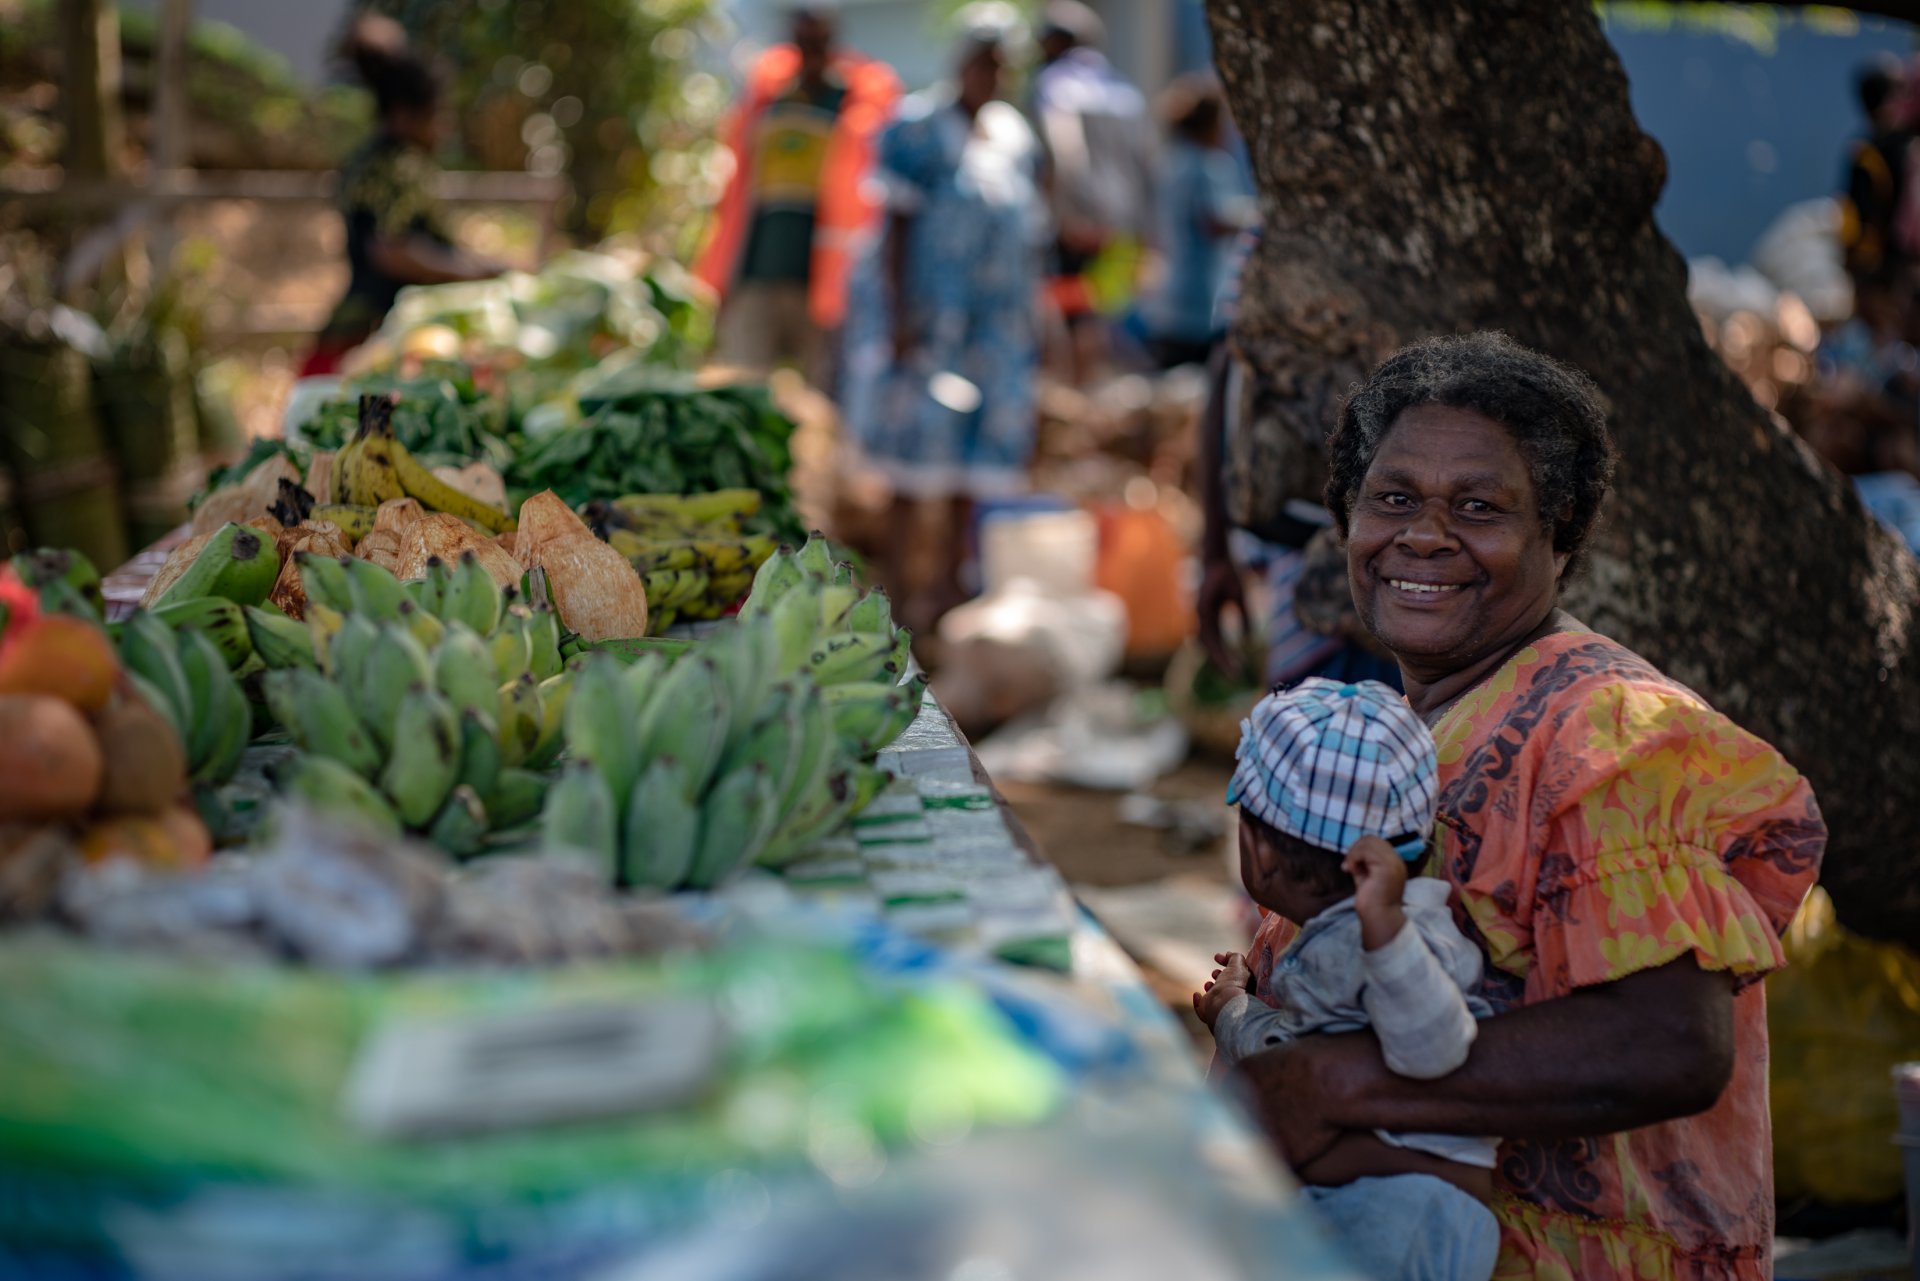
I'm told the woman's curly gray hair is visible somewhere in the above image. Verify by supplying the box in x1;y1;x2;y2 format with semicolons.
1325;332;1618;577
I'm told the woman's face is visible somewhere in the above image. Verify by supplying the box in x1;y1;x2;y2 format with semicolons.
1346;404;1568;675
958;45;1004;108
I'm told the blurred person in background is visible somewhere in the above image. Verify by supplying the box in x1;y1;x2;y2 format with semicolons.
1839;56;1911;292
1194;230;1402;693
301;14;506;378
695;2;900;383
1029;0;1156;387
840;4;1043;632
1140;74;1255;371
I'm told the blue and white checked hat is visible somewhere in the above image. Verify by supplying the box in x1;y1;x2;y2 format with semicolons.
1225;678;1438;861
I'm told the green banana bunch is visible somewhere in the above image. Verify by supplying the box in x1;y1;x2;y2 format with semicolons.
175;627;251;785
821;676;928;757
439;551;505;635
342;555;410;621
296;553;355;616
156;521;281;608
622;757;701;890
495;672;545;767
486;768;549;829
686;763;775;889
275;755;401;837
564;656;642;820
433;622;503;727
354;625;434;750
245;604;317;669
154;596;254;672
631;654;731;795
11;547;104;621
378;684;462;827
542;760;619;873
261;667;381;776
429;784;491;858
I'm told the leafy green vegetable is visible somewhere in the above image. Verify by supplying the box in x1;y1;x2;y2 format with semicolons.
505;371;802;540
294;368;512;471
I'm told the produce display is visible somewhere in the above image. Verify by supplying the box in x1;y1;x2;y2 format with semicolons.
0;563;214;898
507;366;803;541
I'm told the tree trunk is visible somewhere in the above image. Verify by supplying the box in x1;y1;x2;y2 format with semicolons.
58;0;123;182
1206;0;1920;943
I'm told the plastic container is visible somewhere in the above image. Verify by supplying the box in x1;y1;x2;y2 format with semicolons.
1089;502;1192;658
1897;1062;1920;1279
977;507;1097;599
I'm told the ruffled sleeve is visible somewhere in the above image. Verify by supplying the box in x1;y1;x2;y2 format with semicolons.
1523;681;1825;997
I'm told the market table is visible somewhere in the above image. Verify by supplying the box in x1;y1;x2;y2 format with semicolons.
2;544;1364;1281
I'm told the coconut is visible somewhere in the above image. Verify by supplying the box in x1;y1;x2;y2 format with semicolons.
397;513;521;587
513;491;649;641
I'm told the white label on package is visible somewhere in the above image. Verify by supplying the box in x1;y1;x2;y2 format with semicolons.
345;998;723;1139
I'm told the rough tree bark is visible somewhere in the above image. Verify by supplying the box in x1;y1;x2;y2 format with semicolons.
1207;0;1920;943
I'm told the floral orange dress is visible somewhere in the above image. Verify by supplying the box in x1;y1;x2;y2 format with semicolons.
1239;627;1823;1278
1429;628;1824;1280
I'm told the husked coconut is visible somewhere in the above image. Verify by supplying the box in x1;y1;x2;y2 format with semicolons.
513;490;648;641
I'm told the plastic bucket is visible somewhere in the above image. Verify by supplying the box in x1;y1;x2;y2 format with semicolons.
1897;1063;1919;1279
977;507;1096;599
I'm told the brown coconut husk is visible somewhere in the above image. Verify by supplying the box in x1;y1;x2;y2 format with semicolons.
355;529;404;576
305;451;335;506
513;491;648;641
191;454;303;537
269;521;356;619
397;513;521;587
373;497;427;536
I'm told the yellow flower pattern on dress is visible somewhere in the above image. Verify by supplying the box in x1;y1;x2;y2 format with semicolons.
1431;629;1823;1281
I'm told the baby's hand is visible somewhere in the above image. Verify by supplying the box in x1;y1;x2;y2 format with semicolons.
1193;951;1252;1030
1343;836;1409;952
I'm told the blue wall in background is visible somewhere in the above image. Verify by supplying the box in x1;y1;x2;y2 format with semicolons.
1604;15;1911;265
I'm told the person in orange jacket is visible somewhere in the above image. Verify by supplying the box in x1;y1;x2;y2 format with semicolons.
696;4;901;384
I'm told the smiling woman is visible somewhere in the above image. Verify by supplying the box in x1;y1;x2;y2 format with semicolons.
1235;333;1827;1281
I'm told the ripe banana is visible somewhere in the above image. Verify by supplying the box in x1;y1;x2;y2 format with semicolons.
428;784;490;858
262;667;381;776
308;503;377;541
387;435;515;533
278;754;402;837
157;521;281;608
486;768;549;829
542;760;619;875
610;489;762;526
687;763;774;889
245;604;317;669
338;429;406;507
623;757;701;890
378;683;461;827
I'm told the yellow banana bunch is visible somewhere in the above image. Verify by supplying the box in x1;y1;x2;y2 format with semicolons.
338;393;514;532
611;488;762;528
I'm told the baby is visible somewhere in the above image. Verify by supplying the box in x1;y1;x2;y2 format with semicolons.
1193;678;1500;1281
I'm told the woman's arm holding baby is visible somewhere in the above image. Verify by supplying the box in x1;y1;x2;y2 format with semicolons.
1234;958;1737;1170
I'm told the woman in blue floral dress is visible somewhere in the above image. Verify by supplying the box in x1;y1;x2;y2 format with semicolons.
840;4;1044;627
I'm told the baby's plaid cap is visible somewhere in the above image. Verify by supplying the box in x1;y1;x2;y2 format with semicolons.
1225;678;1438;861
